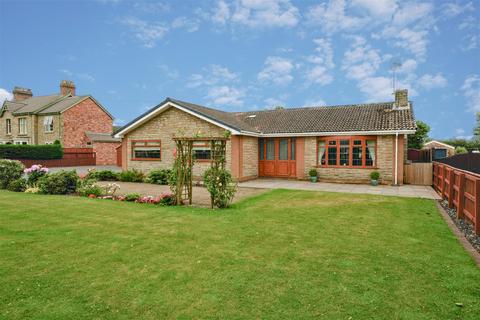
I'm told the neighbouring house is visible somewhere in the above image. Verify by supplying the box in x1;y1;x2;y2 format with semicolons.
423;140;455;160
0;80;120;165
114;89;416;185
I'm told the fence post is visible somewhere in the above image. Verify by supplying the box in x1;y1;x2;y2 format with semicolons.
475;179;480;235
448;169;454;208
457;172;465;219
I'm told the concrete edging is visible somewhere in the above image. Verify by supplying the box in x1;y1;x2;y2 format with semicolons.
435;201;480;267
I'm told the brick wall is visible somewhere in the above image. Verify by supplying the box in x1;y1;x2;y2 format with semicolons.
93;142;121;165
124;106;232;177
304;135;401;184
242;136;258;179
62;97;113;148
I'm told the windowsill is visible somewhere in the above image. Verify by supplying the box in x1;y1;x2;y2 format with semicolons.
44;131;54;134
131;158;161;161
18;134;28;136
316;165;377;169
195;159;213;162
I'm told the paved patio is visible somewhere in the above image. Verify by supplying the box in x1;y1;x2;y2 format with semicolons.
239;178;441;199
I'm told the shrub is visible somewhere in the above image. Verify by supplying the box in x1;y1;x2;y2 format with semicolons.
24;164;49;186
203;168;237;208
99;182;120;196
38;171;79;195
25;187;40;194
158;192;175;206
119;169;145;182
86;169;119;181
455;146;468;154
125;193;141;202
0;159;25;189
0;144;63;159
7;178;27;192
78;179;103;197
147;169;171;185
370;171;380;181
309;168;318;177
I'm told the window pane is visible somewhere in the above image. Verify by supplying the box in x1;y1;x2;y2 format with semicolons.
279;138;288;160
194;149;211;160
366;140;375;166
328;140;336;145
266;138;274;160
340;147;349;166
290;138;296;160
259;138;264;160
340;139;349;146
352;146;362;166
328;147;337;165
134;147;160;159
353;140;362;145
318;141;326;165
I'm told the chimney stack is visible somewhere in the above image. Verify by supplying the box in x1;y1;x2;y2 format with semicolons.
60;80;76;96
12;87;33;101
394;89;409;109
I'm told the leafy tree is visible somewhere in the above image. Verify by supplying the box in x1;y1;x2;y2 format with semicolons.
455;146;468;154
408;120;430;149
474;112;480;141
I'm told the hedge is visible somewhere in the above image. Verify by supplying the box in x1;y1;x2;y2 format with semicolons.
0;144;64;160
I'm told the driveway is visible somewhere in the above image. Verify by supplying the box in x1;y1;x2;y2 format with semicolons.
238;178;441;199
49;165;121;175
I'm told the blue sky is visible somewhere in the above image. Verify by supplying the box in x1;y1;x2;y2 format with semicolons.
0;0;479;139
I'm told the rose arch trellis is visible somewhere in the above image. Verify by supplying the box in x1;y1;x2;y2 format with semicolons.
172;137;228;206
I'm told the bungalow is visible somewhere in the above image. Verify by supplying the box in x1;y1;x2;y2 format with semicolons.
114;89;416;185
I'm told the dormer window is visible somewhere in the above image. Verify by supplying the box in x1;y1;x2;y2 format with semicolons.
43;116;54;132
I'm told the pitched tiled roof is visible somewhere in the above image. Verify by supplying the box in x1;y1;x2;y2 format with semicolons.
1;95;113;119
85;131;121;142
116;97;417;137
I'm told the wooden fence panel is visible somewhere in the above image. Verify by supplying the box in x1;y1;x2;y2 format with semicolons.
433;162;480;234
404;163;433;185
13;148;96;168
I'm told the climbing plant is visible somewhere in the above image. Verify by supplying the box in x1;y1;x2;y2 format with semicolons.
170;138;193;205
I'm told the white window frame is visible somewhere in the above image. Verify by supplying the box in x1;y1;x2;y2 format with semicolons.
43;116;54;133
18;118;27;135
6;119;11;135
14;140;28;145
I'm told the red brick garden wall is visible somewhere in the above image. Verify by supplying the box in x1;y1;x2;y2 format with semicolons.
62;98;113;148
93;142;121;165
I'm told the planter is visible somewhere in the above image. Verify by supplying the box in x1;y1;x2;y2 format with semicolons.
310;176;318;183
370;179;378;186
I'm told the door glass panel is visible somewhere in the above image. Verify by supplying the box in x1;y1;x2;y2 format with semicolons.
290;138;296;160
328;147;337;165
340;140;349;166
266;138;275;160
279;139;288;160
259;138;264;160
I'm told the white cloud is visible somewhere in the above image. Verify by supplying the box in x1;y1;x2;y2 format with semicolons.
462;34;478;51
206;85;244;106
303;98;327;107
212;0;230;24
462;74;480;112
441;1;474;18
258;56;294;85
391;2;433;27
306;0;366;33
351;0;398;17
59;69;95;82
305;38;335;85
213;0;299;28
264;97;286;107
458;16;476;30
171;16;199;32
211;64;238;81
342;36;381;80
120;17;168;48
395;59;417;75
0;88;13;104
417;73;447;90
187;64;238;88
157;64;179;79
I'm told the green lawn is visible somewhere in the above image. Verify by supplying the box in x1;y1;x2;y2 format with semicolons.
1;190;479;319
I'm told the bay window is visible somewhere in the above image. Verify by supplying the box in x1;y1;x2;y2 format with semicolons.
317;136;376;168
131;140;161;160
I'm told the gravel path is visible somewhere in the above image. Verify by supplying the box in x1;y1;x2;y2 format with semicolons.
98;181;267;207
440;200;480;253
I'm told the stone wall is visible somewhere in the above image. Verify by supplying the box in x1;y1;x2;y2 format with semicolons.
242;136;258;179
36;114;61;144
62;97;113;148
124;106;232;178
304;135;399;184
0;111;32;144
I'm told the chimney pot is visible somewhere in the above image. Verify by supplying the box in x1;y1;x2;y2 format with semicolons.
12;86;33;101
394;89;409;109
60;80;76;96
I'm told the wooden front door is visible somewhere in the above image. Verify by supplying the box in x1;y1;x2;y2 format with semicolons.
259;138;296;178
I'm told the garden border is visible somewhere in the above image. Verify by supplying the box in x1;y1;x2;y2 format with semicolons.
435;201;480;266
